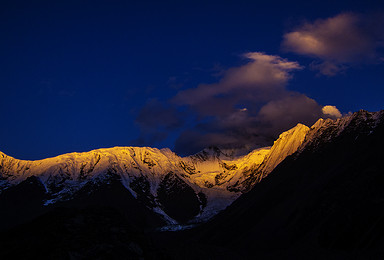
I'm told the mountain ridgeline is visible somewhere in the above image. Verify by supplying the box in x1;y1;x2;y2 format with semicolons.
0;122;308;227
1;109;384;259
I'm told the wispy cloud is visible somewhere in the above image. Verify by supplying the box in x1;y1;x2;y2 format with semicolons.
282;12;384;76
133;98;184;146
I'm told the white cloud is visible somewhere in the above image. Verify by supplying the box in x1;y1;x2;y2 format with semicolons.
322;105;342;118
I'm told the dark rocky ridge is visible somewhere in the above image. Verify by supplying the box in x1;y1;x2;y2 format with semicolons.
157;172;202;223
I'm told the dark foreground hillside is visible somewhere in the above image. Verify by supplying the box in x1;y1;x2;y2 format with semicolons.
0;179;169;259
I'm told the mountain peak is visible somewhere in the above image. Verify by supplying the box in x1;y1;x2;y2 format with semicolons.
310;118;324;129
279;123;309;138
262;123;309;175
299;110;384;154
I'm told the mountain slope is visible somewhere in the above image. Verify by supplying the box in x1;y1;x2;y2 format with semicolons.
0;123;309;225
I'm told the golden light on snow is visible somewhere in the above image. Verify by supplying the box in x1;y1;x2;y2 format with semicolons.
0;122;312;220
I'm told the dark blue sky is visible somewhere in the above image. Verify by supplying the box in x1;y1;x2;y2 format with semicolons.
1;0;383;159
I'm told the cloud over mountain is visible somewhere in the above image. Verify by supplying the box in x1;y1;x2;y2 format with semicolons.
322;105;342;118
171;53;340;155
135;53;342;155
134;99;185;145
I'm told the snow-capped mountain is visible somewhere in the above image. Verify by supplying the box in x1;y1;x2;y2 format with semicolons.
0;122;310;224
2;110;382;226
1;110;384;259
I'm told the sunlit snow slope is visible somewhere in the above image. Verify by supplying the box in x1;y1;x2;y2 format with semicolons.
0;123;310;224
